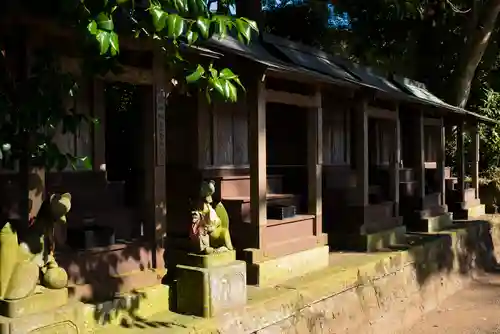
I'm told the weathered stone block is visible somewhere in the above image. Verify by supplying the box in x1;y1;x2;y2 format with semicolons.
176;260;246;318
425;212;453;232
366;225;406;252
247;246;329;287
0;301;84;334
0;288;68;318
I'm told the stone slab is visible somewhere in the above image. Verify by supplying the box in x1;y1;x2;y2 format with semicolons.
0;288;68;318
247;246;329;287
0;301;84;334
424;212;453;232
366;225;406;252
176;260;246;318
182;251;236;268
454;204;486;219
82;284;170;329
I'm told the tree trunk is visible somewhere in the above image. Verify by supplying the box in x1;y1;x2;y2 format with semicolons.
447;0;500;107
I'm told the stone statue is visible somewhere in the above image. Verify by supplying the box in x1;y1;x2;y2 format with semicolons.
0;193;71;300
190;180;234;254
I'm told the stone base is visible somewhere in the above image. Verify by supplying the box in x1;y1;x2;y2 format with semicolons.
424;212;453;232
82;284;170;329
246;245;329;287
176;251;246;318
0;287;69;318
365;225;406;252
0;301;84;334
453;203;486;219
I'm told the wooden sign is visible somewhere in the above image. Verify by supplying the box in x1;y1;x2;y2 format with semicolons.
156;86;166;166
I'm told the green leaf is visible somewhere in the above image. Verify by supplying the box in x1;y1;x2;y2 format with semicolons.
96;13;114;31
233;76;245;90
109;31;120;56
209;78;225;97
186;30;198;44
87;21;97;35
196;18;210;38
227;81;237;102
186;65;205;83
79;156;92;170
235;18;251;44
96;30;111;55
150;7;167;31
213;16;228;38
166;14;185;38
240;17;258;33
219;68;237;80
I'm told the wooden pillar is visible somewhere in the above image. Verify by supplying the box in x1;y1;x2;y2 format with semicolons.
354;97;369;207
437;117;446;206
248;77;267;249
471;123;480;200
456;121;465;202
414;110;426;203
92;79;106;171
393;108;401;215
308;90;322;235
143;47;167;263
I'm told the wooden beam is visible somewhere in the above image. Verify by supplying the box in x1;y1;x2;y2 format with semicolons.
457;121;465;201
471;123;480;200
437;117;446;206
415;110;426;202
354;96;369;207
265;89;320;108
367;107;397;120
92;79;106;171
61;57;153;85
423;117;442;127
249;77;267;248
308;90;323;236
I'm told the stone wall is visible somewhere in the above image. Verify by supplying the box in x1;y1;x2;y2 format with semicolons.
202;217;500;334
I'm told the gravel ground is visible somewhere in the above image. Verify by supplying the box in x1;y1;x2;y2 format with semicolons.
401;273;500;334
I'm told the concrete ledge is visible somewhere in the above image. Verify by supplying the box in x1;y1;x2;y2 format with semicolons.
247;246;329;287
454;204;486;219
425;212;453;232
366;225;406;251
82;284;170;330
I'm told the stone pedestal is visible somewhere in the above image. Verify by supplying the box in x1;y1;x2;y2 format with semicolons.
176;251;247;318
0;287;84;334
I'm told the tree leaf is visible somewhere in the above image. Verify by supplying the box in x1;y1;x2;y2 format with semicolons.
235;18;251;44
109;31;120;56
196;18;210;38
150;7;167;31
209;78;225;97
167;14;185;38
227;81;237;102
219;68;237;80
186;64;205;83
96;30;111;55
87;21;97;35
96;13;114;31
186;30;198;44
240;17;258;33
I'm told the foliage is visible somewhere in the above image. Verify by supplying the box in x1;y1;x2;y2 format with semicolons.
478;88;500;170
0;0;258;171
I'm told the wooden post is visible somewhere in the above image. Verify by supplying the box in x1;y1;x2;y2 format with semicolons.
471;123;480;200
308;90;323;236
354;97;369;207
393;107;401;216
248;77;267;249
415;110;426;204
142;46;167;265
437;117;446;206
457;121;465;202
92;79;106;171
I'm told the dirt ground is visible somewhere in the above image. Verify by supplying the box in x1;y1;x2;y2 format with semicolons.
401;273;500;334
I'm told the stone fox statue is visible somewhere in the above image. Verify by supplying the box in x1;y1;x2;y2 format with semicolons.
0;193;71;300
190;180;234;254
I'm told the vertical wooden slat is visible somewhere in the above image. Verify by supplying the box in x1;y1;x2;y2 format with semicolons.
197;92;212;168
457;121;465;202
471;123;480;200
437;117;446;206
308;90;323;236
76;79;92;164
93;79;106;171
354;97;369;207
393;107;401;216
249;77;267;249
415;110;425;202
233;99;249;165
